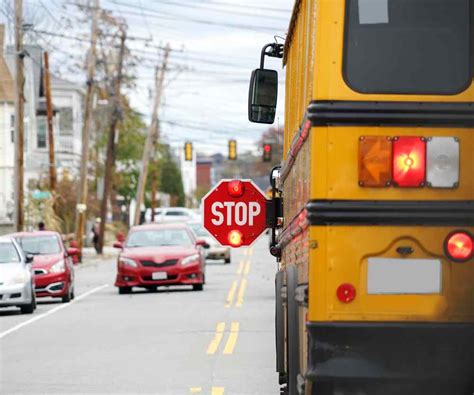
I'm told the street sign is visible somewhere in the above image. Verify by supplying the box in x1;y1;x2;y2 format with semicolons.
202;179;268;247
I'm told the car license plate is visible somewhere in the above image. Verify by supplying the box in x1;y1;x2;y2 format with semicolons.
152;272;167;280
368;258;441;294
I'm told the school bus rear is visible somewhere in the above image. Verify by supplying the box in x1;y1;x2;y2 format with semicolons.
273;0;474;394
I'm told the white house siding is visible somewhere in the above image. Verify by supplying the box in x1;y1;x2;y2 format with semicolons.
0;101;15;222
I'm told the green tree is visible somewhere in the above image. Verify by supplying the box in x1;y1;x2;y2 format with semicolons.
158;148;185;207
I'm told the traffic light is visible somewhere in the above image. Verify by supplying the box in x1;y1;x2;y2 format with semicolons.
228;139;237;160
263;143;272;162
184;141;193;161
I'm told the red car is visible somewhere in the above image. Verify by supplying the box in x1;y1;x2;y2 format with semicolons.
114;223;209;294
12;231;76;303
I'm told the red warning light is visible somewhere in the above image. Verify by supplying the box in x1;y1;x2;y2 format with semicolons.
264;144;271;152
393;137;426;187
445;232;473;262
228;230;244;247
337;283;356;303
227;180;245;197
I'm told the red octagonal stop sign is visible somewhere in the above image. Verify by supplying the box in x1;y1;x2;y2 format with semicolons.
202;179;268;247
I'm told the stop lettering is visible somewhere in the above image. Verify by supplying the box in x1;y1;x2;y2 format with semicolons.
202;180;268;247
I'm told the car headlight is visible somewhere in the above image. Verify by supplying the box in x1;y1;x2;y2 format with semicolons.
181;254;200;266
7;271;28;285
119;257;137;268
50;260;66;274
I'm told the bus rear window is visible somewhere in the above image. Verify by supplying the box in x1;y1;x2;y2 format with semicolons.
344;0;472;95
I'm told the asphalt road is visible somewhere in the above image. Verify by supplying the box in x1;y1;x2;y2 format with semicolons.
0;237;279;395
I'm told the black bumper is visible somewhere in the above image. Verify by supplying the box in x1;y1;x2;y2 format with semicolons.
307;322;474;384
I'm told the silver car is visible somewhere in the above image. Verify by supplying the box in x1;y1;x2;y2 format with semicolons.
0;237;36;314
188;221;231;264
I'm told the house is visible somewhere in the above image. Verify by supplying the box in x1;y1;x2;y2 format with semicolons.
0;34;84;228
0;26;15;225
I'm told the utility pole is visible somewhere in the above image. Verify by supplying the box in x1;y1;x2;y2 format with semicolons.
75;0;99;258
133;44;170;226
97;28;126;254
150;162;158;222
13;0;25;232
43;51;57;194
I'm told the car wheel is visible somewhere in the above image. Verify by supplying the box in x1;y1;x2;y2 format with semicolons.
224;257;231;264
20;298;35;314
193;283;204;291
118;286;132;294
62;285;72;303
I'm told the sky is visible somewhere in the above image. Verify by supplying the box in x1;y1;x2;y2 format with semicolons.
1;0;294;156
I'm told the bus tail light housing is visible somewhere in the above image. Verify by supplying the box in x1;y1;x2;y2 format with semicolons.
392;136;426;187
426;137;460;188
445;231;473;263
337;283;356;303
358;136;392;187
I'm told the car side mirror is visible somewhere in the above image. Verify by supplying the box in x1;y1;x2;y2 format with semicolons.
196;240;210;249
113;241;124;249
25;254;34;264
248;68;278;124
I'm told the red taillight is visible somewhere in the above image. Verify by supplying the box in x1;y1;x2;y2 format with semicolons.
337;283;356;303
227;180;245;197
445;231;473;262
392;137;426;187
228;230;244;247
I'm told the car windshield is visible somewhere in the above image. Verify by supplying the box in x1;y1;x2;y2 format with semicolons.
126;229;193;248
344;0;472;94
16;235;61;255
188;223;209;237
166;211;188;216
0;242;20;263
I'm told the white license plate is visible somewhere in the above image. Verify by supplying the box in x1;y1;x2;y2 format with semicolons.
368;258;441;294
152;272;167;280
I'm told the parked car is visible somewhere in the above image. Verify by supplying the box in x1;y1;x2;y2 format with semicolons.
187;221;231;264
12;231;76;303
0;237;36;314
145;207;198;224
114;223;209;294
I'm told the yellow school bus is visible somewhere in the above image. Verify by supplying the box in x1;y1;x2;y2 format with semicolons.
248;0;474;394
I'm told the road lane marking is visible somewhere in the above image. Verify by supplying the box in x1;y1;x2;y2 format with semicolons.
211;388;225;395
244;260;251;275
236;279;247;308
223;322;240;355
189;388;202;393
0;284;109;340
206;322;226;355
248;247;253;256
237;260;244;274
224;280;238;308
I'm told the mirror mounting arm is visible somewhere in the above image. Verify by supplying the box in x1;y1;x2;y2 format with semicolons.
260;43;284;69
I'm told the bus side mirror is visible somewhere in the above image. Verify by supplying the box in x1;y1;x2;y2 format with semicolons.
248;69;278;124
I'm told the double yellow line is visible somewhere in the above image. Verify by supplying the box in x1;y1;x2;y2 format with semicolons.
190;387;224;394
207;322;240;355
225;277;247;308
226;253;252;309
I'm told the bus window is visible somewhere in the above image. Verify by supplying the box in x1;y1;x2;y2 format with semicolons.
344;0;472;95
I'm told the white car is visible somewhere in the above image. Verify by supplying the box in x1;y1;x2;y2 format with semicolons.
188;221;231;264
145;207;198;224
0;237;36;314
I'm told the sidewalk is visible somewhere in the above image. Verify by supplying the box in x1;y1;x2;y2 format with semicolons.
80;246;118;265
